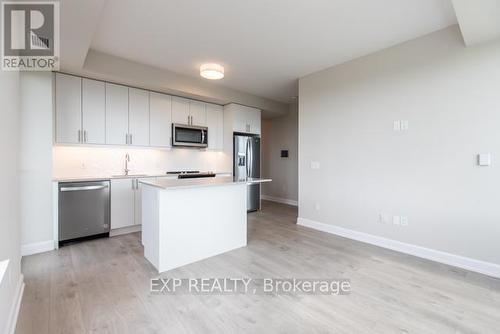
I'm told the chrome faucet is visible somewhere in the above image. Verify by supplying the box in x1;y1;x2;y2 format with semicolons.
124;153;130;176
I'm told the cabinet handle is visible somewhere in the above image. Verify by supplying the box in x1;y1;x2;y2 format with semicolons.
83;130;87;143
131;179;135;190
126;134;129;145
78;130;81;143
130;134;133;145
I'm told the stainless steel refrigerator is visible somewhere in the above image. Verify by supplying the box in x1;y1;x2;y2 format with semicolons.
234;134;261;212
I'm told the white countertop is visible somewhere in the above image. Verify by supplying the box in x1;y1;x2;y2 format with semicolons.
53;172;232;183
140;176;272;190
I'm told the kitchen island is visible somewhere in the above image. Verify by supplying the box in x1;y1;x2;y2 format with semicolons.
140;176;271;273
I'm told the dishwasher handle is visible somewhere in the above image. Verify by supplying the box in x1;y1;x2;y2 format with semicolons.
60;185;108;192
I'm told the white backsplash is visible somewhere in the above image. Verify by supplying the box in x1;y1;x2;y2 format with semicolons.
53;146;232;178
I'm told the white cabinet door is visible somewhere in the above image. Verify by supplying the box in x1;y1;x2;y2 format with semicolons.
189;100;206;126
82;78;105;144
232;108;248;133
55;73;81;144
150;92;172;147
229;104;261;134
171;96;190;124
206;103;223;150
134;178;150;226
247;108;261;135
111;178;135;229
128;88;150;146
105;83;129;145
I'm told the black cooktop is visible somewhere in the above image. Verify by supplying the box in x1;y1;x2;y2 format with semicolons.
166;171;200;175
166;171;216;179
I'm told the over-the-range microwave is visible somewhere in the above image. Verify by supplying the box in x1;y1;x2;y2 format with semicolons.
172;123;208;148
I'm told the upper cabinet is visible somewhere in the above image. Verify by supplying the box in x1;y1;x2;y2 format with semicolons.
150;92;172;148
128;88;150;146
55;73;82;144
82;78;105;144
224;103;261;135
56;74;106;144
106;85;150;146
54;73;224;150
189;100;207;126
172;97;207;126
247;108;261;135
171;97;190;125
105;83;129;145
206;103;223;150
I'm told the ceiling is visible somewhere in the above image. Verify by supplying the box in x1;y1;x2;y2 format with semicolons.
452;0;500;46
84;0;457;103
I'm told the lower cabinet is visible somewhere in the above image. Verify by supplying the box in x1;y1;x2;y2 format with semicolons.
111;178;147;229
134;177;150;227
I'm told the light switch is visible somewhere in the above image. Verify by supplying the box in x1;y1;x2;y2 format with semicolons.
311;161;321;169
392;216;401;226
393;121;401;132
478;154;491;166
401;120;409;131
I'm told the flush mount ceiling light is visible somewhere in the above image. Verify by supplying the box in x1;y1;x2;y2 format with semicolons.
200;63;224;80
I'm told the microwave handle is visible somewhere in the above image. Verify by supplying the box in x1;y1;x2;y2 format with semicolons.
202;130;205;144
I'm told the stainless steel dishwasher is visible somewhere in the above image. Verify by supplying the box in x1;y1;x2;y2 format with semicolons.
58;180;110;246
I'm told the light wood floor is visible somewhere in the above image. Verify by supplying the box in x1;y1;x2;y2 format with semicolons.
16;201;500;334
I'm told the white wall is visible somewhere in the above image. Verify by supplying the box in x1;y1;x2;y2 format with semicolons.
299;26;500;268
0;71;22;333
53;146;231;178
19;72;54;249
261;103;298;204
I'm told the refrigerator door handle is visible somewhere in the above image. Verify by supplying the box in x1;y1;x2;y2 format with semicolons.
246;139;249;178
248;139;252;178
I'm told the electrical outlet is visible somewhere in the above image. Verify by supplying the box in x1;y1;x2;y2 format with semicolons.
80;162;86;169
393;121;401;132
400;216;408;226
311;161;321;169
478;154;491;166
401;120;409;131
378;213;388;224
392;216;401;226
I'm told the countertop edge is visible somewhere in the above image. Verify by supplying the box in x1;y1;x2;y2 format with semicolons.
140;178;272;190
53;172;233;183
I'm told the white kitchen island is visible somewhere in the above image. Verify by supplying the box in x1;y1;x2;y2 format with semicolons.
140;176;271;273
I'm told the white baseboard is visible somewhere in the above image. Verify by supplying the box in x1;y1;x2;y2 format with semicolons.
297;217;500;279
261;195;298;206
6;274;25;334
21;240;55;256
21;226;142;255
110;224;142;237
